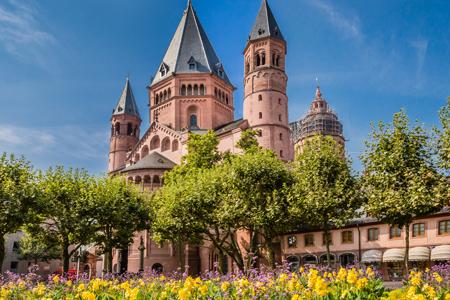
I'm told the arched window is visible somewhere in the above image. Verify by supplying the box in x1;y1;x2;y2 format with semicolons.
168;88;171;99
279;133;283;140
261;52;266;65
320;254;336;264
155;94;159;105
190;114;198;129
279;114;282;121
286;256;300;272
127;177;133;183
159;92;163;102
187;85;192;95
259;112;262;119
272;53;276;66
161;137;171;152
226;95;229;105
280;150;283;158
134;153;140;162
219;90;222;101
153;175;160;184
276;55;280;67
193;84;198;95
340;253;356;267
143;175;151;184
141;145;149;158
163;90;168;101
214;87;218;98
302;255;318;265
278;98;282;105
199;84;205;95
115;123;121;135
151;263;163;273
181;85;187;96
150;136;160;150
256;53;261;66
127;123;133;135
172;140;179;151
135;176;142;184
258;95;262;101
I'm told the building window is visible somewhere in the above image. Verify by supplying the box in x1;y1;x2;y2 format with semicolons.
279;114;282;121
153;175;161;184
278;98;282;104
287;236;297;248
190;114;198;129
389;226;402;239
127;123;133;135
368;228;379;241
258;130;262;137
412;223;425;237
189;63;196;70
439;220;450;235
341;231;353;244
193;84;199;95
280;150;283;158
12;241;20;253
187;85;192;95
259;112;262;119
256;53;261;66
322;232;333;245
261;52;266;65
279;133;283;140
258;95;262;101
114;123;120;135
304;234;314;247
10;261;18;271
199;84;205;95
181;85;187;96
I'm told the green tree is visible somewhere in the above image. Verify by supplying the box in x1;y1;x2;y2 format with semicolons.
90;176;150;273
289;135;362;266
0;153;36;269
18;232;61;264
436;98;449;170
361;111;446;272
236;129;261;153
29;167;95;272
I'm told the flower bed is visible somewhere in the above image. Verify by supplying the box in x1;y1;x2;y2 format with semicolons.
0;266;448;299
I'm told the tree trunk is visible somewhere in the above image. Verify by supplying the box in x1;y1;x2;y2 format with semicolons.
324;228;331;267
217;251;225;274
175;240;186;273
265;237;276;269
105;249;113;273
0;235;5;272
62;242;70;273
404;224;410;274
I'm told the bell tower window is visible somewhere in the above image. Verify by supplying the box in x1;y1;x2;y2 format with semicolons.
261;52;266;65
189;115;198;129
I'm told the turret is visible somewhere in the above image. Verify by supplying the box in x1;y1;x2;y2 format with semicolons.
108;78;141;173
243;0;292;160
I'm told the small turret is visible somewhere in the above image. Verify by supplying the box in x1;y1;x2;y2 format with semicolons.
108;78;142;173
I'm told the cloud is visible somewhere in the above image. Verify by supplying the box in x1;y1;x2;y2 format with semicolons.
0;124;109;172
0;0;56;66
309;0;363;41
410;38;428;89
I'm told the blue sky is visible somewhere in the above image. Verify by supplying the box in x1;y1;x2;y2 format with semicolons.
0;0;448;174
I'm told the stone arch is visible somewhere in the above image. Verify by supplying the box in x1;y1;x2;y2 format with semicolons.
141;145;149;158
143;175;151;184
214;87;218;98
261;51;266;65
256;53;261;66
127;176;133;183
286;255;300;271
134;153;140;162
339;253;356;266
172;139;179;151
187;105;199;129
161;137;171;152
151;263;163;273
187;84;192;95
114;122;121;135
155;94;159;105
193;84;199;95
153;175;161;184
302;254;318;264
319;253;336;264
150;136;160;150
168;88;171;99
159;92;163;101
181;85;186;96
199;84;205;95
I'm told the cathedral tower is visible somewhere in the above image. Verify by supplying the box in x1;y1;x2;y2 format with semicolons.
108;78;141;173
148;0;234;132
243;0;292;160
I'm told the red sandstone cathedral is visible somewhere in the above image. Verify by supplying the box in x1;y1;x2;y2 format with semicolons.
108;0;344;274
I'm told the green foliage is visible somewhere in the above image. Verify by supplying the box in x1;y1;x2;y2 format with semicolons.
361;110;446;270
17;232;60;263
90;176;151;272
236;129;261;153
28;167;95;272
182;131;221;169
289;135;362;264
0;153;37;269
437;98;449;170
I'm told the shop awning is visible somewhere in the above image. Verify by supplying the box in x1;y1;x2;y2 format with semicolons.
431;245;450;261
361;250;382;263
383;248;405;262
408;247;430;261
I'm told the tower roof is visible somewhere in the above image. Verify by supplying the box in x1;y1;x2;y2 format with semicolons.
113;78;140;118
248;0;284;42
151;1;231;86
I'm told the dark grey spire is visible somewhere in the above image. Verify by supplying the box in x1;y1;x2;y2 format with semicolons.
151;1;231;86
113;78;140;118
249;0;284;41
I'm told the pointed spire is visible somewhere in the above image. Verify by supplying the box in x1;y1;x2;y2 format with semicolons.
151;0;231;86
249;0;284;42
315;86;322;99
113;77;140;118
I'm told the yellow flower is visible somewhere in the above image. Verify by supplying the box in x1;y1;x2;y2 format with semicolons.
77;283;86;292
81;291;96;300
221;281;230;292
52;274;60;284
356;277;368;289
66;280;73;287
314;277;328;297
445;294;450;300
292;295;300;300
337;268;347;281
410;275;421;286
198;284;208;296
178;287;191;300
366;267;375;278
433;272;443;283
346;269;358;285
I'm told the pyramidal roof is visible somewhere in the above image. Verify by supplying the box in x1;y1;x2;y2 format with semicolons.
249;0;284;42
113;78;140;118
151;0;231;86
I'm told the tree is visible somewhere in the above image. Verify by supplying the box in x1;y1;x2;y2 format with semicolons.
436;98;449;171
223;149;293;269
289;135;362;266
29;167;95;272
90;176;150;273
236;129;261;152
0;153;36;270
361;111;446;272
17;232;60;264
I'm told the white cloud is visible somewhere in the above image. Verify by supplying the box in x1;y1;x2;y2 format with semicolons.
0;0;55;66
410;38;428;89
309;0;363;41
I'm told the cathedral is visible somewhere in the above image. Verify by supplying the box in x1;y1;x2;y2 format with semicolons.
107;0;344;273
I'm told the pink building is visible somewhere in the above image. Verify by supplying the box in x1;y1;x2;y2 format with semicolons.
103;0;450;275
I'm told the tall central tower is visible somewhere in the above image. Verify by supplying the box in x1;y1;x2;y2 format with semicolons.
243;0;292;160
